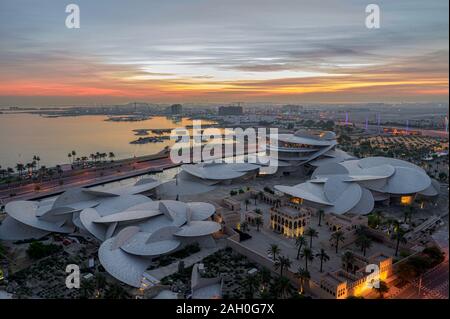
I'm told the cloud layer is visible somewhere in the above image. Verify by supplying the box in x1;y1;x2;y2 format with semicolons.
0;0;448;105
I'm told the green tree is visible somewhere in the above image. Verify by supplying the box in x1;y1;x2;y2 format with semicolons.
355;234;372;256
300;248;314;271
342;251;355;273
273;276;292;299
392;223;407;256
240;221;249;233
244;199;250;211
79;279;95;299
255;216;263;232
274;256;292;277
316;248;330;273
295;236;307;260
104;283;129;299
372;280;389;299
295;267;310;295
304;227;319;249
317;209;324;226
268;244;281;261
242;274;260;298
330;230;345;254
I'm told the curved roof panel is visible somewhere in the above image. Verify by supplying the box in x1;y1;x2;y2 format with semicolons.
79;208;106;241
175;221;221;237
93;209;161;224
325;182;362;214
99;238;151;288
5;201;74;233
275;183;333;206
187;202;216;221
0;216;50;241
419;178;440;197
94;195;150;216
347;187;375;215
381;166;431;194
312;163;349;178
358;157;426;173
120;232;180;256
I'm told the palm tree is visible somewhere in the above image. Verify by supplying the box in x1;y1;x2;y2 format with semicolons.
295;236;307;260
268;244;281;261
242;274;260;298
255;216;263;232
300;248;314;271
374;210;384;227
274;255;292;277
108;152;115;162
330;230;345;254
67;153;72;164
80;280;95;299
252;193;258;205
104;283;129;299
316;248;330;273
259;268;272;286
47;169;54;180
25;162;34;176
372;280;389;299
392;222;407;256
304;227;319;249
240;221;249;233
317;209;324;226
355;235;372;256
95;273;107;291
342;251;355;273
295;267;310;294
244;199;250;211
56;164;63;180
33;155;40;169
38;165;47;182
273;276;291;299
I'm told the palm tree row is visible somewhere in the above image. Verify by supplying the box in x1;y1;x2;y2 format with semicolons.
2;150;117;180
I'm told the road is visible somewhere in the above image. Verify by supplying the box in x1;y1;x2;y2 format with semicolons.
392;260;449;299
0;156;176;205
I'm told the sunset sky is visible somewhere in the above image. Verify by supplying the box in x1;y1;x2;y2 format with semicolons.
0;0;448;106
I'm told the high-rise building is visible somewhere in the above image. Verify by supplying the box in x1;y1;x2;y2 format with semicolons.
169;104;183;115
218;105;243;116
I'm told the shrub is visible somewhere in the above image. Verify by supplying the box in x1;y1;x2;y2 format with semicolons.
26;241;62;260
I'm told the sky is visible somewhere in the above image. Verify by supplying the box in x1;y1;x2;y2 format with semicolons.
0;0;448;106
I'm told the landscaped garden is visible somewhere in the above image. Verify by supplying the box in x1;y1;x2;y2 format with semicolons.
160;247;303;299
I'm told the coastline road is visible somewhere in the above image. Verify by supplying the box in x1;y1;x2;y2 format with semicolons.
0;156;176;205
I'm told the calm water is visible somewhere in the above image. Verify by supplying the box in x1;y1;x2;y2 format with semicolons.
0;113;210;169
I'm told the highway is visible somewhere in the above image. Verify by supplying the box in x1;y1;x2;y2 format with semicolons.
0;156;176;205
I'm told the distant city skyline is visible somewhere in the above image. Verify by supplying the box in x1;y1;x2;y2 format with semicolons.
0;0;448;106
